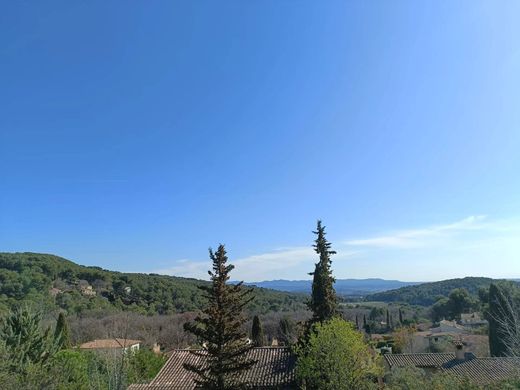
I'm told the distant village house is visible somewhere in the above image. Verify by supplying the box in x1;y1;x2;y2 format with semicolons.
79;338;141;354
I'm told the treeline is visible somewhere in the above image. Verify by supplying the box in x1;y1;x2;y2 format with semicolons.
0;252;307;316
366;277;503;306
67;310;307;350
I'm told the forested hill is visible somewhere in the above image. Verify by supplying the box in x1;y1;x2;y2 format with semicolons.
0;252;307;315
365;277;500;306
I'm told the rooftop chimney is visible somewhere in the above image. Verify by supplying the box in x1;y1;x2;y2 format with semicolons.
454;340;465;360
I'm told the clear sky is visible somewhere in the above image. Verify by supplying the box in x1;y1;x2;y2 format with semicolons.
1;1;520;282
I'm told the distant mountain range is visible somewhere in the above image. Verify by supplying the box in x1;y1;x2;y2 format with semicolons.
240;278;421;297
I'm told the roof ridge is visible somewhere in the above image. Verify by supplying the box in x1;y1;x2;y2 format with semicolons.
472;357;520;360
170;346;291;352
388;352;454;355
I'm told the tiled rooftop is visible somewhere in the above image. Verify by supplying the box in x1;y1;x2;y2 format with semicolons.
79;338;141;349
442;357;520;385
128;347;296;389
384;353;460;368
385;353;520;385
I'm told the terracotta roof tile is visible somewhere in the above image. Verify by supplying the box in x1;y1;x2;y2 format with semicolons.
441;357;520;385
385;353;520;385
129;347;296;389
384;353;459;368
79;338;141;349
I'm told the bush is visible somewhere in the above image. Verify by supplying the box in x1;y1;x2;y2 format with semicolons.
296;317;381;390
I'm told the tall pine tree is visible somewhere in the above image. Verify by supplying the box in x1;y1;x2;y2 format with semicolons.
183;245;256;389
308;220;337;323
251;316;264;347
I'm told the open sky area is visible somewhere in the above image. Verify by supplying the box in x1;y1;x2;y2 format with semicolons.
1;1;520;282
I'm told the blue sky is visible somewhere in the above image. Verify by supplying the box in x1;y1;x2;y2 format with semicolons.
1;1;519;282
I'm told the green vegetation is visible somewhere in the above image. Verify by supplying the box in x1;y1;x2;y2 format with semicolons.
367;277;501;306
431;288;477;321
251;315;264;347
295;317;381;390
308;220;338;324
127;348;167;385
183;245;256;389
0;306;61;371
278;316;297;345
0;306;166;390
0;252;306;316
54;312;71;349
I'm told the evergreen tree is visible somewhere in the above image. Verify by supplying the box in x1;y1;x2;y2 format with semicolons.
0;306;53;371
363;315;370;334
386;310;390;331
308;220;337;323
399;308;403;325
183;245;256;389
54;312;70;349
251;316;264;347
355;315;359;330
278;317;295;346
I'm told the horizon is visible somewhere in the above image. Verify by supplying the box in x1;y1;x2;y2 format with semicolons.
5;249;519;284
2;2;520;282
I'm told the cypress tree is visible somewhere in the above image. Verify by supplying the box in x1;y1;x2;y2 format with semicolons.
355;315;359;330
251;315;264;347
386;310;390;331
54;312;71;349
183;245;256;389
399;308;403;325
279;317;294;346
363;314;370;333
308;220;337;323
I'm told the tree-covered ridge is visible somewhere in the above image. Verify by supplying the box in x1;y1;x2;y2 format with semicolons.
365;277;510;306
0;252;307;315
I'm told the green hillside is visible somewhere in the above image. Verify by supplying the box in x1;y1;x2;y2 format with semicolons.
365;277;498;306
0;252;307;315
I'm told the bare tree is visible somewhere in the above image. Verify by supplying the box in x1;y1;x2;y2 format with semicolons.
489;284;520;357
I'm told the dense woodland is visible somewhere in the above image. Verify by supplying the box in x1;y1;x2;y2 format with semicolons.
365;277;512;306
0;252;307;316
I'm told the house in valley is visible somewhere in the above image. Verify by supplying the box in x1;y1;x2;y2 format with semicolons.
79;338;141;354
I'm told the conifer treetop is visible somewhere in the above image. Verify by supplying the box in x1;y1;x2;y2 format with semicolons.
183;244;256;389
308;220;338;324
